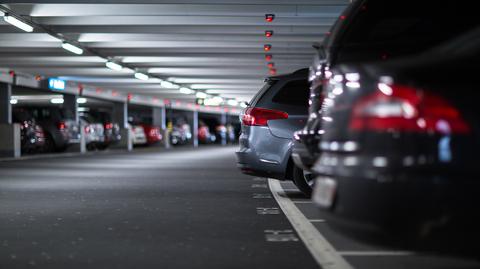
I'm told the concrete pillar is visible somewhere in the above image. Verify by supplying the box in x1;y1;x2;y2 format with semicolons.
0;82;12;124
113;102;128;129
153;107;169;148
63;94;78;124
79;120;86;154
193;110;198;148
152;107;164;128
0;83;20;158
112;102;131;150
0;124;20;158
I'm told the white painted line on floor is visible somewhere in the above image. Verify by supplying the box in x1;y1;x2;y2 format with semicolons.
268;178;353;269
338;251;415;256
293;201;314;204
309;219;326;223
281;189;302;192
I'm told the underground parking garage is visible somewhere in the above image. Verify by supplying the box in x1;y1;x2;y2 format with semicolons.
1;1;480;268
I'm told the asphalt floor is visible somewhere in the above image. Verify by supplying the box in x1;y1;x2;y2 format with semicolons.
1;146;479;269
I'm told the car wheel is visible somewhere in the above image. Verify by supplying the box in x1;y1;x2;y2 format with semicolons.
43;133;56;153
292;165;315;197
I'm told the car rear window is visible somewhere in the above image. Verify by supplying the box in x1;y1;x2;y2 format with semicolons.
249;80;277;106
272;79;309;107
336;0;478;62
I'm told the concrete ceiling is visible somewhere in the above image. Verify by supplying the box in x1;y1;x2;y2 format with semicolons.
0;1;349;104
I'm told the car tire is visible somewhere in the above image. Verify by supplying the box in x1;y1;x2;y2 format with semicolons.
292;165;314;197
43;133;56;153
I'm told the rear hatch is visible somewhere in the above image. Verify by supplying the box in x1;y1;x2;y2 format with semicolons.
254;77;310;139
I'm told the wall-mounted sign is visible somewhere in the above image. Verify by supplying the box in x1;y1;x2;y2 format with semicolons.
48;78;66;91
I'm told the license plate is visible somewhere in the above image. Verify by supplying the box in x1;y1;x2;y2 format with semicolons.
313;176;337;209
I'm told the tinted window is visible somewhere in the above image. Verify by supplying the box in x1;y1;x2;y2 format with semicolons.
272;79;309;107
250;80;277;106
337;0;478;62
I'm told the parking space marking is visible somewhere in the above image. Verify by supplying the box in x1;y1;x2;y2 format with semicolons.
309;219;326;223
338;251;415;256
251;184;268;188
256;207;280;215
268;178;353;269
264;230;300;242
293;201;313;204
281;189;302;192
252;193;272;199
252;177;267;181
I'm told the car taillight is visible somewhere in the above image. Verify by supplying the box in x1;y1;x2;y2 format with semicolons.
105;122;113;129
58;121;66;130
149;128;157;136
242;107;288;126
349;84;470;134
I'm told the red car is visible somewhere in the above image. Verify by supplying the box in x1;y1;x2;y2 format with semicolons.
140;124;162;145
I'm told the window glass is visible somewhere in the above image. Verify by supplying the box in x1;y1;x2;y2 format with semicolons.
272;80;310;107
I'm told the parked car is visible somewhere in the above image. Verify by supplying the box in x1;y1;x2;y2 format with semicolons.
16;105;79;152
311;27;480;254
85;110;121;149
12;108;45;153
236;68;310;184
128;123;147;145
198;122;215;144
293;0;480;195
170;123;191;146
80;116;105;150
140;124;162;145
215;124;227;144
226;124;236;144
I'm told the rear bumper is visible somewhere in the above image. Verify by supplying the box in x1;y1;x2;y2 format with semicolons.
235;149;284;179
236;126;292;180
312;156;480;247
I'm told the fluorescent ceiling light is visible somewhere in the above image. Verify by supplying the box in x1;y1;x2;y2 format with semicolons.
10;99;18;105
76;97;87;104
50;98;64;104
227;99;238;106
212;96;223;103
62;42;83;55
196;92;208;99
134;72;149;81
179;87;194;95
106;61;123;71
160;81;179;89
3;15;34;32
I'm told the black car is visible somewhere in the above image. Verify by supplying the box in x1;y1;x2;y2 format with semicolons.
12;108;45;154
311;28;480;255
292;0;479;195
18;106;80;152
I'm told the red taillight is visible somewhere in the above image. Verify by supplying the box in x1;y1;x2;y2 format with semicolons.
264;44;272;51
269;69;277;75
349;84;470;134
267;62;275;68
265;14;275;22
265;30;273;38
242;107;288;126
58;121;66;130
105;122;113;129
265;54;272;61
